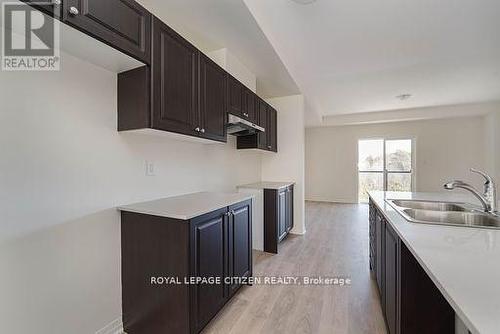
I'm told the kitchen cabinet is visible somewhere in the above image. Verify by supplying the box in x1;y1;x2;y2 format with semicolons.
242;88;257;122
121;199;252;334
118;18;227;143
227;201;252;295
285;185;294;233
368;202;376;275
24;0;280;146
62;0;151;64
236;100;278;152
257;98;269;150
369;199;455;334
264;185;294;254
278;189;287;241
384;222;399;334
191;209;226;331
151;17;199;137
375;208;385;305
267;106;278;152
227;76;244;118
199;55;227;142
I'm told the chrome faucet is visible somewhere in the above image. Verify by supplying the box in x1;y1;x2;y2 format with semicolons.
444;168;497;213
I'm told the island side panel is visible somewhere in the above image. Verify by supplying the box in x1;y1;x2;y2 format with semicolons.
121;211;190;334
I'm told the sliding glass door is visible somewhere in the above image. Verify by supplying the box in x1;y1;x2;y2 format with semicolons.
358;138;413;202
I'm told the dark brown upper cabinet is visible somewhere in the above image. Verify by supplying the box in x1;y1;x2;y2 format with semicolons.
62;0;151;64
267;106;278;152
227;76;244;118
257;98;269;150
118;18;227;143
227;79;256;123
236;99;278;152
151;17;199;137
199;55;227;142
242;88;257;123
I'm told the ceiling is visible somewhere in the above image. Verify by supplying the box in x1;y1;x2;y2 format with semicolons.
138;0;500;126
136;0;300;98
244;0;500;125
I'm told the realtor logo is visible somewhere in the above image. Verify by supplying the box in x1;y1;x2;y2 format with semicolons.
2;2;60;71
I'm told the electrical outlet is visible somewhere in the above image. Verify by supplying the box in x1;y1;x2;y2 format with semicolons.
145;160;155;176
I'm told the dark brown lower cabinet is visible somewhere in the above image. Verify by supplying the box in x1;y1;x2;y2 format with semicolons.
264;185;294;254
384;222;398;334
121;199;252;334
369;199;455;334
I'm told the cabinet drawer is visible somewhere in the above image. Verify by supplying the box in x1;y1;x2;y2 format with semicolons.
63;0;151;64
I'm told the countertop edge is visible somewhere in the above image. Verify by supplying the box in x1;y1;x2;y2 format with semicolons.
237;181;295;190
117;193;254;221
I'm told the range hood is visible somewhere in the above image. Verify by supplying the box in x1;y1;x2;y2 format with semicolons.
226;114;265;136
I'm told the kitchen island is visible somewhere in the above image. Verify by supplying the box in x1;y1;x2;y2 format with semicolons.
369;191;500;334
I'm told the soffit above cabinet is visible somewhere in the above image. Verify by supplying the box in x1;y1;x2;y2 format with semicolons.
135;0;300;98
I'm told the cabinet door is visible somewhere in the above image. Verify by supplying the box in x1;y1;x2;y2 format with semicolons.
63;0;151;63
257;99;268;149
192;211;226;331
242;89;256;122
369;201;376;273
285;186;294;233
278;190;287;241
267;106;278;152
227;76;243;117
151;17;199;136
199;55;227;142
228;200;252;295
385;222;399;334
376;212;385;306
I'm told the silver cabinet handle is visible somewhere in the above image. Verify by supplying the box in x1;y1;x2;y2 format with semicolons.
201;128;206;133
69;6;79;15
194;127;200;132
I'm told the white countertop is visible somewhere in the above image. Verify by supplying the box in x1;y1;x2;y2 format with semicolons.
237;181;295;190
118;192;254;220
369;191;500;334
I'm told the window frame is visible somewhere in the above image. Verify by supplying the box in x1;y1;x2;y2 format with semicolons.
357;137;416;202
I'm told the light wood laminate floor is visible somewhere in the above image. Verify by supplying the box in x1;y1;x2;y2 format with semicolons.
203;202;387;334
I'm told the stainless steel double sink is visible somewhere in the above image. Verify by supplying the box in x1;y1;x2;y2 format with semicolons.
386;199;500;229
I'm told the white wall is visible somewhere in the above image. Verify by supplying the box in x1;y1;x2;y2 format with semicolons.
0;51;262;334
305;116;487;204
485;110;500;187
262;95;306;234
207;48;257;92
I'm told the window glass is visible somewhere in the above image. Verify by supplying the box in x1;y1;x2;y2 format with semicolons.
358;139;384;171
386;139;412;172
